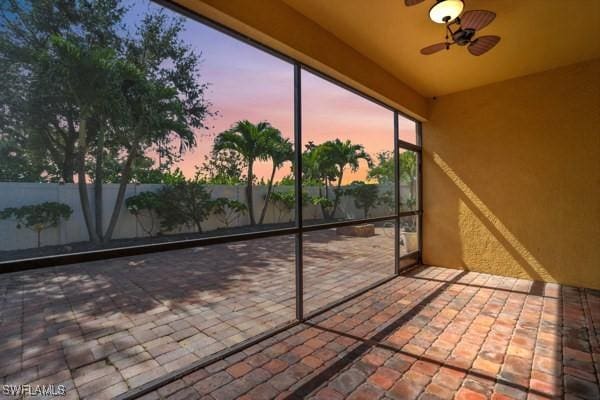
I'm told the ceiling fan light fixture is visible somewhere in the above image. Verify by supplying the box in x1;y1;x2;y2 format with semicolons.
429;0;464;24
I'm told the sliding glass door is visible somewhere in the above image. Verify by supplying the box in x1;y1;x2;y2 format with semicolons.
396;116;422;271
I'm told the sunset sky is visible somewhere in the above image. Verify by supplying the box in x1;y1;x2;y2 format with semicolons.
126;1;417;182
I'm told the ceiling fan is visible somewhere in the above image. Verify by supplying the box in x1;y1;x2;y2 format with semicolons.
405;0;501;56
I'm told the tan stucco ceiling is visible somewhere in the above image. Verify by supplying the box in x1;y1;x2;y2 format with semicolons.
281;0;600;97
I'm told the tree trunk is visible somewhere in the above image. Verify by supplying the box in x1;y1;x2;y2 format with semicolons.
147;211;155;236
63;116;79;182
102;150;135;243
331;169;344;218
246;160;256;225
190;186;202;233
62;139;76;183
258;165;277;224
94;129;104;239
319;183;329;220
77;116;100;243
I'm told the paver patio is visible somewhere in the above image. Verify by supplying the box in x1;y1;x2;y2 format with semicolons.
139;266;600;400
0;227;396;399
2;232;599;400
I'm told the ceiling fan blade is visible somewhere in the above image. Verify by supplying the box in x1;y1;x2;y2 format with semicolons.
468;35;500;56
460;10;496;31
405;0;425;6
420;42;448;55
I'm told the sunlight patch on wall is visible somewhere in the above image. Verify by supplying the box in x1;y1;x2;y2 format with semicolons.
458;201;535;280
434;153;553;282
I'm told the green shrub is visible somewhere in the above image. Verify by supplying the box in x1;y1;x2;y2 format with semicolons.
125;191;161;236
212;198;247;227
0;202;73;247
155;181;214;233
378;191;394;214
402;196;417;211
268;191;312;223
310;196;334;220
344;181;379;219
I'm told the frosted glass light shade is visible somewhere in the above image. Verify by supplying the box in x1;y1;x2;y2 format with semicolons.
429;0;464;24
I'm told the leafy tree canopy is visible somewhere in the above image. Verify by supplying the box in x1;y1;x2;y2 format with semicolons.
197;149;246;185
368;151;394;184
0;0;214;243
399;151;417;184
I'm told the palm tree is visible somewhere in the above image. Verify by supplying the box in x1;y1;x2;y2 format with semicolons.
319;139;372;218
213;120;280;225
302;142;337;219
259;136;293;224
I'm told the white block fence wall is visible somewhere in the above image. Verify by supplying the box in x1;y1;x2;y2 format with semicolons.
0;182;410;251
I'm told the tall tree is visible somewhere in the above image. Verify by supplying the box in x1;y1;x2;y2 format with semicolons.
41;34;125;242
100;12;210;242
318;139;371;218
301;142;337;219
213;120;280;225
1;1;212;243
0;0;126;183
258;135;293;224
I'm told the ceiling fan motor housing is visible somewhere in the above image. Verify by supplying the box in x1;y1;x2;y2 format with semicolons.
419;8;500;55
453;28;475;45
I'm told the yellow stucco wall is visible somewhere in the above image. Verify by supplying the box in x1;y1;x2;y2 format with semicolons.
423;59;600;289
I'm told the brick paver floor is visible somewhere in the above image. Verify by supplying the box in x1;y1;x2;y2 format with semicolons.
0;227;396;399
136;266;600;400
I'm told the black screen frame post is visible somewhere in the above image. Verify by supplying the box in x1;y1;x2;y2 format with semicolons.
294;63;304;321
